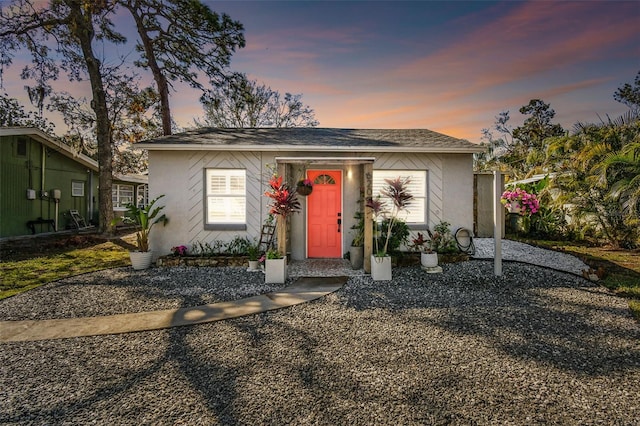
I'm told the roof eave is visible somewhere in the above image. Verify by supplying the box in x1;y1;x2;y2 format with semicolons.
136;143;484;154
1;127;99;171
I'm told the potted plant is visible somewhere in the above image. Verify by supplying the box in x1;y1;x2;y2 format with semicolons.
430;221;467;263
366;177;413;280
263;174;300;283
296;178;314;196
246;241;261;271
349;211;365;269
501;187;540;215
411;232;438;268
120;194;168;270
264;249;287;283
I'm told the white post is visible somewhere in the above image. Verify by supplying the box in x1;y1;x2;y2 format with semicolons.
493;170;502;276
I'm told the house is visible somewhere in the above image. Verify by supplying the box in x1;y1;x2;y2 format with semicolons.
0;127;148;238
138;128;484;272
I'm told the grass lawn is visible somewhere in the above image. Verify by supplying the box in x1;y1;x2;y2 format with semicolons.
511;237;640;320
1;233;638;320
0;234;132;300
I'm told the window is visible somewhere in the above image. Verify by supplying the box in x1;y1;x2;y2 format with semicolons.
16;138;27;157
313;174;336;185
137;184;148;207
112;184;134;209
205;169;246;227
372;170;427;224
71;181;85;197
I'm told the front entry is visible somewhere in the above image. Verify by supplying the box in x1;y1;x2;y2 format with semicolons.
307;170;342;258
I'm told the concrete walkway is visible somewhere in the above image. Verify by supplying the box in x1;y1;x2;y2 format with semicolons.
0;276;347;343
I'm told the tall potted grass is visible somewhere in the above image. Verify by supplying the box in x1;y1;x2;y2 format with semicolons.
366;177;413;280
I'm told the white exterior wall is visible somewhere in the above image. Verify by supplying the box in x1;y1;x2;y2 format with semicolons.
440;154;475;233
148;149;474;259
148;150;268;257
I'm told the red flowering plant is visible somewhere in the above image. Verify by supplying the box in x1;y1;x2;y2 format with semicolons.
264;175;301;257
410;232;433;253
265;175;301;218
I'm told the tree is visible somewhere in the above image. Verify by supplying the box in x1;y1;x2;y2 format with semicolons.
614;70;640;114
197;73;319;128
550;115;640;248
0;92;55;133
1;0;125;234
476;111;515;172
119;0;245;135
478;99;564;179
48;69;161;174
513;99;565;151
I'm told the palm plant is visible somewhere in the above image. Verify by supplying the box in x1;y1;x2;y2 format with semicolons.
122;195;168;252
366;177;413;257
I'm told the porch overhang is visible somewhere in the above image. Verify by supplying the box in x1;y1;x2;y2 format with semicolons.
275;157;375;274
275;157;376;164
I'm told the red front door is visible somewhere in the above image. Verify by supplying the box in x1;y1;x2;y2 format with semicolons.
307;170;342;258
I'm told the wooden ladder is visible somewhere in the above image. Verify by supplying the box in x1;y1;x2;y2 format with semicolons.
257;224;276;253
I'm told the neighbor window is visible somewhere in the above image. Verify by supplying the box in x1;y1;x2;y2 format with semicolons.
137;184;148;207
16;137;27;157
112;184;134;209
71;181;85;197
205;169;246;229
372;170;427;224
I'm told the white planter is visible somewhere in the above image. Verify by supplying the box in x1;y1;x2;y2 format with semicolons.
265;258;287;284
371;255;392;281
248;260;260;271
130;251;153;270
420;252;438;268
349;246;364;269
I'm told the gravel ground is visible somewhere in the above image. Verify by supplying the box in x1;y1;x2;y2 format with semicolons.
472;238;590;275
1;260;639;425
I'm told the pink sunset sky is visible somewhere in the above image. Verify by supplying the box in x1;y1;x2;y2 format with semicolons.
2;0;639;143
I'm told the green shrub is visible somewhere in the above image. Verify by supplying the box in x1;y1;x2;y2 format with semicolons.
377;218;410;255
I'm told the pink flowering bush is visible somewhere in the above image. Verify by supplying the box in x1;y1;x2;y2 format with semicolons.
501;188;539;216
171;245;188;256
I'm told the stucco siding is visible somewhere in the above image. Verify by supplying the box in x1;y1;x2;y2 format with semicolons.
148;149;473;259
149;150;264;256
373;152;444;228
441;154;474;232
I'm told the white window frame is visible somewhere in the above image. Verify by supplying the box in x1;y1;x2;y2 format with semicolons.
372;170;427;225
204;168;247;230
136;184;148;207
71;180;85;197
112;184;135;211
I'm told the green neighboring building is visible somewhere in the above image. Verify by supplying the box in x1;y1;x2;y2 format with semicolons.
0;127;147;238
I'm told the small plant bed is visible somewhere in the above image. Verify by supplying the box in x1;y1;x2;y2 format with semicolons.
158;237;263;269
157;255;251;268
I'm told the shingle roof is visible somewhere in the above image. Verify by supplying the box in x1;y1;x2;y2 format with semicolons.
0;127;147;184
136;127;484;153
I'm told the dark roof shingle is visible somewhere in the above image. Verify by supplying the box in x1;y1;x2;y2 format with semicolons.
137;127;483;153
